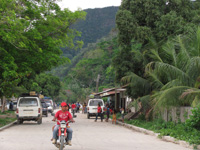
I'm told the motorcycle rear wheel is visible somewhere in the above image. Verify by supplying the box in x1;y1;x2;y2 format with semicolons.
59;135;65;150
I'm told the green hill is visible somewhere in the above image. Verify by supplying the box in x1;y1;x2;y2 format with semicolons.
61;6;119;59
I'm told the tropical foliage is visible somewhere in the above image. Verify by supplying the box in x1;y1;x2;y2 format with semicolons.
0;0;86;111
60;32;119;102
114;0;200;114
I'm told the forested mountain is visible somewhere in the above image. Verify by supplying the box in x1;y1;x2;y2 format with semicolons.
51;6;119;78
74;6;119;47
60;31;119;102
61;6;119;59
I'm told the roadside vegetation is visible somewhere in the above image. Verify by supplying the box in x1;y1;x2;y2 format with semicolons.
124;118;200;145
0;111;16;128
115;105;200;146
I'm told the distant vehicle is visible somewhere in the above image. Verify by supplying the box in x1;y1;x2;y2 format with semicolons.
16;93;42;124
87;99;105;119
44;97;54;113
45;100;53;113
41;100;48;117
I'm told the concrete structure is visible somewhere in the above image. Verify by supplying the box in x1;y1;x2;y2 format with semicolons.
160;107;193;122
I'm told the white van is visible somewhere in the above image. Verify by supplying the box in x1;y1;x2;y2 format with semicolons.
87;99;105;119
16;96;42;124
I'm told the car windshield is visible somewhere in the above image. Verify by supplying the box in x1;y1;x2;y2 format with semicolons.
19;98;38;107
89;100;103;106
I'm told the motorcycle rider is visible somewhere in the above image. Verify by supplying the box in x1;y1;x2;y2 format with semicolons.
52;102;75;146
71;103;76;117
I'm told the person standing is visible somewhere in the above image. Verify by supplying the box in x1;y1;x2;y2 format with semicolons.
95;103;103;122
112;109;117;124
105;104;110;122
84;102;87;113
83;102;87;114
9;101;13;111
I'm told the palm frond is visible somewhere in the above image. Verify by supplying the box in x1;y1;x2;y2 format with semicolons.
149;49;163;62
145;62;164;90
186;57;200;83
152;86;192;111
121;72;147;85
196;27;200;56
154;62;192;86
161;40;177;67
180;88;200;107
183;27;200;57
121;72;151;96
160;79;182;90
191;96;200;107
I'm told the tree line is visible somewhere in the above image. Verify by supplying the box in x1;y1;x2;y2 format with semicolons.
112;0;200;117
0;0;86;112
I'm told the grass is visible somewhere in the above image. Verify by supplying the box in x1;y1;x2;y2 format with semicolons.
0;110;16;128
122;116;200;146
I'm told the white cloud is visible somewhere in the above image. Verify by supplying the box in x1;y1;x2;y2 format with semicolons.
57;0;122;11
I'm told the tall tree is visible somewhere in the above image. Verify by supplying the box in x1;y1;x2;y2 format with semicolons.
0;0;86;96
0;0;86;111
114;0;200;83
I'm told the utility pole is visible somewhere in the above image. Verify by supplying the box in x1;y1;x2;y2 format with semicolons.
96;74;100;93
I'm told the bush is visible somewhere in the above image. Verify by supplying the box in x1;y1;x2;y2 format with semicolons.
186;105;200;130
124;118;200;145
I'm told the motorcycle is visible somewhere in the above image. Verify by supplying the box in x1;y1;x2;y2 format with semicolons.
54;120;71;150
71;108;76;118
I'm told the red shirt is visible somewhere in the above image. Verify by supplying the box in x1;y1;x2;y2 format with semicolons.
71;104;76;109
97;106;102;113
55;110;72;125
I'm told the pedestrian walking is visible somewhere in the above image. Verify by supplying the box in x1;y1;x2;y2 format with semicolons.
9;101;13;111
112;109;116;124
76;102;80;113
105;104;110;122
95;103;103;122
84;103;87;113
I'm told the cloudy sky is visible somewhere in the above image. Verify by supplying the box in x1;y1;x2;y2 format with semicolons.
57;0;122;11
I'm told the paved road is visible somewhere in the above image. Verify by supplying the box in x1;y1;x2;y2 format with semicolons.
0;110;191;150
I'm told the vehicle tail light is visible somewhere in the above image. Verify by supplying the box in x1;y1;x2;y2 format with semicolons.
16;108;18;114
38;108;40;113
87;107;89;110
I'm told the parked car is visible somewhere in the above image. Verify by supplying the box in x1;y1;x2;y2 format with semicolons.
87;99;105;119
41;101;48;117
16;94;42;124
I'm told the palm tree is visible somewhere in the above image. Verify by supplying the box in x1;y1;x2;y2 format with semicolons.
147;28;200;111
121;28;200;114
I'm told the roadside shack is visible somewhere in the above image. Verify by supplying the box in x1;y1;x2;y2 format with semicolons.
94;87;130;112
